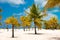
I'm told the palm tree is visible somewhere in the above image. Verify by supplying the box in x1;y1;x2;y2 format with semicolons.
20;16;31;31
45;0;60;8
0;15;2;26
49;17;58;29
20;16;26;31
5;16;20;38
44;17;58;29
0;16;2;20
0;22;2;26
44;21;51;29
6;24;9;31
0;9;2;26
25;4;46;34
25;16;31;31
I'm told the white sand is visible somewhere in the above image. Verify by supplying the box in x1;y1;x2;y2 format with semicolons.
0;29;60;40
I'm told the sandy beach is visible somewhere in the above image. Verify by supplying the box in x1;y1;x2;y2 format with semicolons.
0;29;60;40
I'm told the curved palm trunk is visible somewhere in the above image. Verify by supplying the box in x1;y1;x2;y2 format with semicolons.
12;24;14;38
34;22;37;34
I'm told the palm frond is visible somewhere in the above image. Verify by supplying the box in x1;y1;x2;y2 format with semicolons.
25;10;30;15
45;0;60;8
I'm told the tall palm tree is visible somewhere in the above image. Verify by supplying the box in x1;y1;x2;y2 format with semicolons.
5;16;20;38
25;4;46;34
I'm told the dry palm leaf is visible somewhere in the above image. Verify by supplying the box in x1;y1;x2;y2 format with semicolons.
45;0;60;8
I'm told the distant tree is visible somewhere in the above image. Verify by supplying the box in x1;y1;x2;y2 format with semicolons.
6;24;9;31
5;16;20;38
49;17;58;29
44;21;51;29
20;16;31;31
44;17;58;29
0;9;2;26
0;16;2;20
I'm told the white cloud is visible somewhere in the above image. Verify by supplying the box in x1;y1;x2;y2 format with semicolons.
13;12;26;16
13;13;23;16
0;0;25;5
42;13;58;20
34;0;47;7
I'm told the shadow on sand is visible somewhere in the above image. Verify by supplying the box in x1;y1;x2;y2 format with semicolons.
9;36;18;38
49;37;60;40
25;33;45;35
0;32;3;33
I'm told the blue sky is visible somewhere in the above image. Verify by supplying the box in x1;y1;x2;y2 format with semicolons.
0;0;34;21
0;0;60;28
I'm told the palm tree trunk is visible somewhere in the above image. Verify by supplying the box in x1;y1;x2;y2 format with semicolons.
28;27;30;31
34;22;37;34
23;27;25;31
6;25;9;31
12;24;14;38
